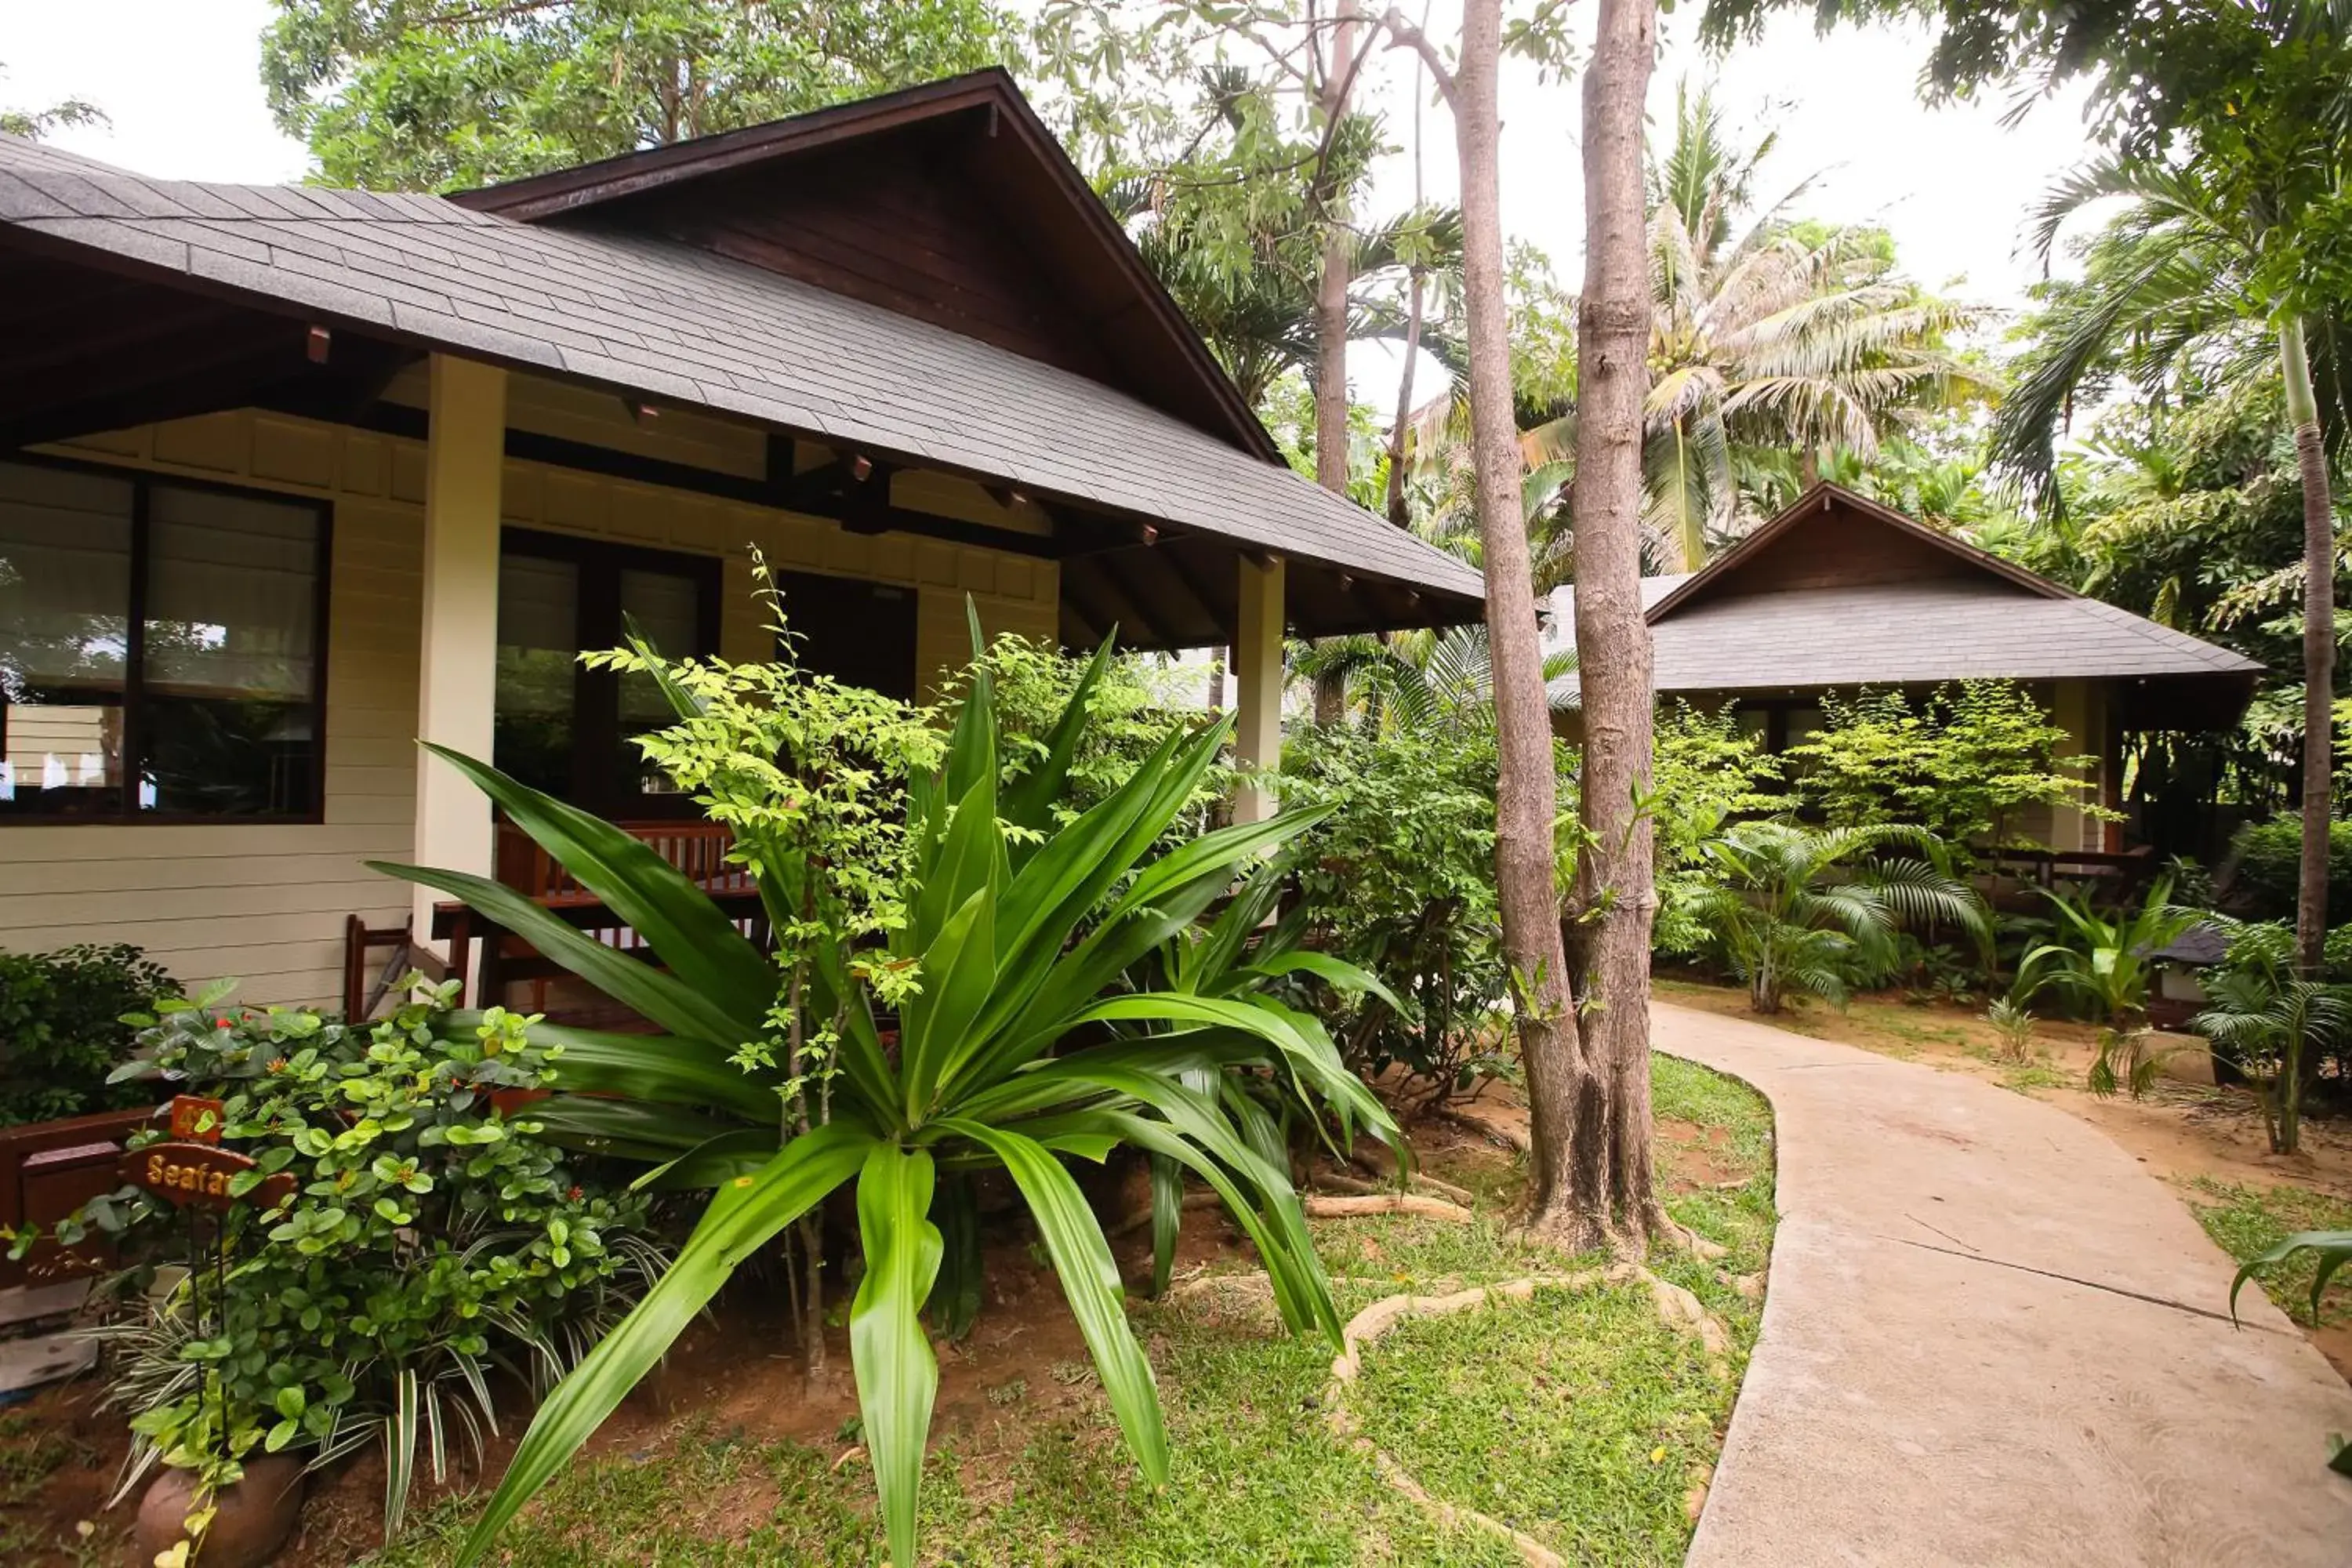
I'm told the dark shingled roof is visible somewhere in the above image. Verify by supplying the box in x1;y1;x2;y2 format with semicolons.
0;134;1483;612
1547;487;2261;711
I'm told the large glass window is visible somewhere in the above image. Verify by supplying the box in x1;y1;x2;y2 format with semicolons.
493;531;717;815
0;459;325;821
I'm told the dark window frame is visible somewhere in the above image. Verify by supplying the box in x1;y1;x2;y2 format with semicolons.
496;526;723;819
0;452;333;828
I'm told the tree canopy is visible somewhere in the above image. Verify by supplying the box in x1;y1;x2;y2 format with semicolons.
263;0;1024;189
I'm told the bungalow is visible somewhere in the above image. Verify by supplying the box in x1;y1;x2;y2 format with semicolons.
0;70;1483;1010
1547;484;2263;856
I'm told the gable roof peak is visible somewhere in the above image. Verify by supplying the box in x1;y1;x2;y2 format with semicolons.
1646;480;2071;622
451;71;1279;464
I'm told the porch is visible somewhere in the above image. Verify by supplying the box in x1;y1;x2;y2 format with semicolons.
0;82;1483;1007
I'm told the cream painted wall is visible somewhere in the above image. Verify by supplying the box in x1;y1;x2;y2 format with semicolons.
2;402;1060;1007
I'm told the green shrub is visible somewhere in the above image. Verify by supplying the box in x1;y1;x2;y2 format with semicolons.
1650;704;1788;957
1279;719;1514;1099
382;627;1391;1568
1786;681;2105;853
956;633;1229;829
2227;811;2352;920
0;943;179;1126
58;982;665;1537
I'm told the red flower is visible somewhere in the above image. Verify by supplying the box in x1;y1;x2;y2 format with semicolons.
567;1185;584;1202
215;1018;233;1029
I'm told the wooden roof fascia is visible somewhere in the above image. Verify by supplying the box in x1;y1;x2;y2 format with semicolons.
1644;481;2073;622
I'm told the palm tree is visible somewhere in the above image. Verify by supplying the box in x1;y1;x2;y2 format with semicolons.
1994;144;2347;982
1522;82;1990;572
2190;917;2351;1154
1287;621;1575;737
2019;877;2200;1098
1687;818;1987;1014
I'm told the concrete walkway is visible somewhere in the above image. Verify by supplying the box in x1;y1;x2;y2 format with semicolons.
1657;1001;2352;1568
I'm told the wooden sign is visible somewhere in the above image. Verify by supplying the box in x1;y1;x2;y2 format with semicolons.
120;1142;295;1213
169;1095;225;1145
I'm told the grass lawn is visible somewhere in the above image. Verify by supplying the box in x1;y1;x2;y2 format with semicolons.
361;1056;1773;1568
2187;1178;2352;1327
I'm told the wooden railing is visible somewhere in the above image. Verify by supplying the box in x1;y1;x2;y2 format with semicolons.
422;820;763;1023
495;818;742;902
1975;844;2159;890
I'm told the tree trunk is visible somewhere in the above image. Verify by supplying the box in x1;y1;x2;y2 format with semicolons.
1311;0;1363;727
2282;315;2335;994
1385;34;1428;535
1566;0;1671;1244
1385;267;1426;530
1450;0;1602;1248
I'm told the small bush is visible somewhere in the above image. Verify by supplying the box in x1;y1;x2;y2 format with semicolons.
1786;681;2106;855
1650;704;1788;957
0;944;179;1127
1279;720;1515;1099
2227;811;2352;920
55;981;666;1537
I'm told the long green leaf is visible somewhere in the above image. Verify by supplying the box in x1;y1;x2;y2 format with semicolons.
387;1366;419;1537
1148;1152;1181;1299
1101;1111;1321;1339
455;1123;875;1566
637;1128;780;1191
926;1175;982;1341
902;886;997;1120
1240;949;1406;1014
1029;1065;1338;1342
950;1033;1261;1124
372;860;745;1049
510;1025;772;1123
851;1144;946;1568
1074;993;1396;1145
437;1014;772;1122
988;721;1196;976
415;744;772;1033
913;768;1001;955
1002;634;1115;837
524;1096;742;1152
934;1120;1167;1482
979;855;1254;1083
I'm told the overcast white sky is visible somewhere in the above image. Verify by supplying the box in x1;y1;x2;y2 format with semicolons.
1;1;2100;405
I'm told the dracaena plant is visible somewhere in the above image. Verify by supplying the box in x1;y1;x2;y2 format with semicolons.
372;621;1396;1568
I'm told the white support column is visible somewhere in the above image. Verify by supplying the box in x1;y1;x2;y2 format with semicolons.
2049;679;2103;855
412;354;508;951
1232;552;1285;824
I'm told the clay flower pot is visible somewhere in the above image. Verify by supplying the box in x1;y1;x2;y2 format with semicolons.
135;1455;305;1567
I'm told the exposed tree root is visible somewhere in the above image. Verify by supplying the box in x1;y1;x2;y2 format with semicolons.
1436;1105;1531;1152
1348;1431;1565;1566
1412;1172;1479;1207
1317;1169;1480;1207
1301;1192;1479;1223
1648;1212;1730;1263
